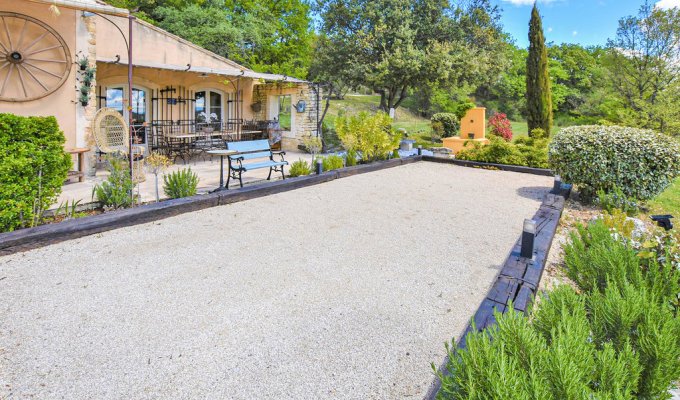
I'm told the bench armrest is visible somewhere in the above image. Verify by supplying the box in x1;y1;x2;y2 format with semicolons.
271;150;286;162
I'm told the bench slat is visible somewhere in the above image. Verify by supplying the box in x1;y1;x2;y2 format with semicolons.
226;139;270;153
239;160;288;171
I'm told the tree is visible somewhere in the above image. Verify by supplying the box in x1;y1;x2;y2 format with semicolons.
312;0;507;113
526;3;552;135
113;0;314;78
605;1;680;135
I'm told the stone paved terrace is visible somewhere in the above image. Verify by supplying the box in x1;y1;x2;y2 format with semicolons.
58;150;315;207
2;162;552;399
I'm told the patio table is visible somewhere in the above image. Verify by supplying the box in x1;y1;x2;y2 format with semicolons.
207;149;238;191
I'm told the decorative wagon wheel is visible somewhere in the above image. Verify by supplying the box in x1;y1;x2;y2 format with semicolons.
0;12;72;102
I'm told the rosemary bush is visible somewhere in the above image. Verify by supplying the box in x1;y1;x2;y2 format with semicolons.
92;155;135;209
289;159;312;177
163;168;199;199
438;219;680;399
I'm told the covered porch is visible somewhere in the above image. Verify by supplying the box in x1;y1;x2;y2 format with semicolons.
92;59;317;169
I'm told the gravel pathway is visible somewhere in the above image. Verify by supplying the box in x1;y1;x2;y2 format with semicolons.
0;162;551;399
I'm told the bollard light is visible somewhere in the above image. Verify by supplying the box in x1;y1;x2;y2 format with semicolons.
520;219;536;259
651;214;674;231
552;175;562;194
316;159;323;175
417;145;423;156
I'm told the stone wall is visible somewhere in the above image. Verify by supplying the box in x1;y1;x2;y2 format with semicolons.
80;14;98;175
249;82;321;151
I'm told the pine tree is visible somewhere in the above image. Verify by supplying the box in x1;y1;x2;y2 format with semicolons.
526;3;553;135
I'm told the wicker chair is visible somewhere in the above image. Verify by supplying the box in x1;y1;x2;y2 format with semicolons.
92;107;146;183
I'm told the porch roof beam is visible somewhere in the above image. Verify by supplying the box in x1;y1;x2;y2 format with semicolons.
97;57;308;83
25;0;129;17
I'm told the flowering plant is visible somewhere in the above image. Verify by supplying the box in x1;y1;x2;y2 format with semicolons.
197;112;218;123
488;112;513;141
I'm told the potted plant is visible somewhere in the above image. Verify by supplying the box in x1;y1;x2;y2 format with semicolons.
197;112;218;133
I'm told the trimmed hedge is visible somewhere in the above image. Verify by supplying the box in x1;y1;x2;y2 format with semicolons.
456;135;549;168
0;114;71;232
549;125;680;200
431;113;458;137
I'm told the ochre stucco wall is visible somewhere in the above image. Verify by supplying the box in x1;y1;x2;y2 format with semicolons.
95;15;244;71
0;1;78;148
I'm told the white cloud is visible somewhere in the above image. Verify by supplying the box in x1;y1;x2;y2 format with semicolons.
656;0;680;9
572;30;578;36
547;26;553;32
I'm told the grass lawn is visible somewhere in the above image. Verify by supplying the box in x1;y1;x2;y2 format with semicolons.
648;177;680;215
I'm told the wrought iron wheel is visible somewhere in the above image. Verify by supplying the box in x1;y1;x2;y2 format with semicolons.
0;12;72;102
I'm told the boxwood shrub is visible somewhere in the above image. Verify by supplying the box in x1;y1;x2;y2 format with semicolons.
0;114;71;232
549;125;680;200
431;113;458;138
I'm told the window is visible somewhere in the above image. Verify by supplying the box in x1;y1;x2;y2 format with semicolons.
104;86;148;144
131;88;146;125
278;95;291;130
195;90;223;122
106;87;124;113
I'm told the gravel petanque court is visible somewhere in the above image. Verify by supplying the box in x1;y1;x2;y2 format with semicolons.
0;162;551;399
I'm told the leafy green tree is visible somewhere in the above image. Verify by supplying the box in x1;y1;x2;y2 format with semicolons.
605;1;680;136
475;43;527;120
526;4;553;135
312;0;507;113
113;0;314;77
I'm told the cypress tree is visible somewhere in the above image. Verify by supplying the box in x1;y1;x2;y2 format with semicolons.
526;3;553;135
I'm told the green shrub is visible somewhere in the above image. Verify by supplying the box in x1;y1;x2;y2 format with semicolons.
0;114;71;231
335;111;402;163
529;127;548;139
431;121;445;142
549;125;680;200
314;154;344;172
515;136;549;168
92;155;135;209
597;186;640;216
289;159;312;177
456;136;526;166
163;168;198;199
438;220;680;400
345;149;358;167
431;113;458;137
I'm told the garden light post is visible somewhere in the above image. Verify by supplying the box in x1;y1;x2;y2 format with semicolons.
552;175;562;194
315;159;323;175
520;219;536;259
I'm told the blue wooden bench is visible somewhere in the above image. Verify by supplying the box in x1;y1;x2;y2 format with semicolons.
225;139;288;188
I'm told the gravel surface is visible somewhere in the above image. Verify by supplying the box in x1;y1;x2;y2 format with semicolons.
0;162;551;399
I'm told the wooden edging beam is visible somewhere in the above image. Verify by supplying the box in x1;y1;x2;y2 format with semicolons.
0;156;421;255
424;184;571;400
422;155;554;176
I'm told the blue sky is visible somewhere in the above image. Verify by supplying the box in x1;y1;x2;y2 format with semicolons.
493;0;680;48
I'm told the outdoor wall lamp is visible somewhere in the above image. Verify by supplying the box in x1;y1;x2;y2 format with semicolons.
295;100;306;113
521;219;536;259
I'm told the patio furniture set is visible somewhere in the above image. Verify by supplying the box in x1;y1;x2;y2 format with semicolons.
148;119;283;164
